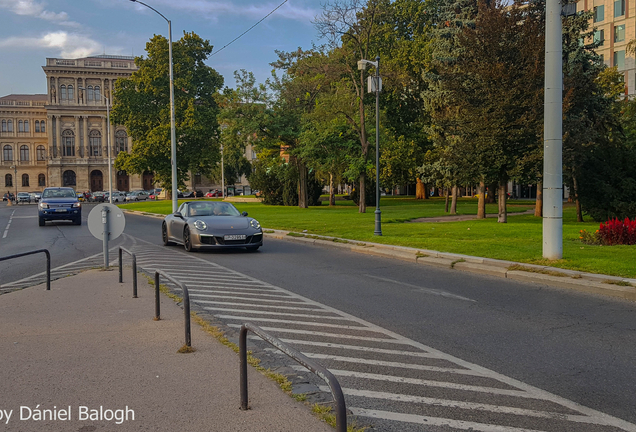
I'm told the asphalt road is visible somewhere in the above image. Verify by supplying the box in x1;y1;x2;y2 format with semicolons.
2;203;636;430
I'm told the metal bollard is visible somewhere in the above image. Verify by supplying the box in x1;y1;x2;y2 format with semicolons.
154;272;161;321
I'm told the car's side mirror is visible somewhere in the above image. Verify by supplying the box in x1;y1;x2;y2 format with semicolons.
242;211;248;217
175;212;184;219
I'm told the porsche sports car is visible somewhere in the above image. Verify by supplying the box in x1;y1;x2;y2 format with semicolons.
162;201;263;252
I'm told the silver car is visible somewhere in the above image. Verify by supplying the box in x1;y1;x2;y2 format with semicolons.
125;191;149;201
162;201;263;252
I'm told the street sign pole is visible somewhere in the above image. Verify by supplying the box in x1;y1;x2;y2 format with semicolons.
102;207;110;269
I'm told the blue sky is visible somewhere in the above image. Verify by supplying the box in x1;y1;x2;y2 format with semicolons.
0;0;326;97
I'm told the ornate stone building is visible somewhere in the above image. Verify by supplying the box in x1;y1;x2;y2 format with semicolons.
0;55;154;194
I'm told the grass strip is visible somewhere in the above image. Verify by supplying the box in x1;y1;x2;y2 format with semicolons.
507;264;569;277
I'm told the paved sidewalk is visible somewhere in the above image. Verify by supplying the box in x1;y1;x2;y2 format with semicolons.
0;269;332;432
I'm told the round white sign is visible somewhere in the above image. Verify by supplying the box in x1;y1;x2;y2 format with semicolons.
87;203;126;241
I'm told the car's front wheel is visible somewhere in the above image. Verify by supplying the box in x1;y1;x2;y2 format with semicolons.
183;226;195;252
38;217;45;227
162;222;174;246
246;246;260;252
74;217;81;225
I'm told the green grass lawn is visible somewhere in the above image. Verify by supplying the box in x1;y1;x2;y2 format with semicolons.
120;197;635;278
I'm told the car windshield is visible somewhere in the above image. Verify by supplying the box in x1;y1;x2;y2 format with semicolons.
42;189;75;198
188;202;241;217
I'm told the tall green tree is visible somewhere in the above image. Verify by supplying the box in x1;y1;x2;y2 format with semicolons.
111;32;224;192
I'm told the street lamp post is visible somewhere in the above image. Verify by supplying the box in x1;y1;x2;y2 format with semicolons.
10;165;17;204
221;144;225;199
358;56;382;236
130;0;178;213
80;88;112;203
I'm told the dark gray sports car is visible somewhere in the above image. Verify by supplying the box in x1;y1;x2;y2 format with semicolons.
162;201;263;252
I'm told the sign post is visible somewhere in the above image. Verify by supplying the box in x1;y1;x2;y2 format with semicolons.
88;204;126;269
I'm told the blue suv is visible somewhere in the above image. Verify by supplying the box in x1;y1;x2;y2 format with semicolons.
38;187;82;226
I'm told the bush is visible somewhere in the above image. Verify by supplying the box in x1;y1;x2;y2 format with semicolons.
580;218;636;245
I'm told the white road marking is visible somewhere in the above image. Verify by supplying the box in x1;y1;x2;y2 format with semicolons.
214;315;373;330
268;339;441;358
366;274;476;302
208;301;324;312
194;293;308;304
188;289;296;299
203;306;356;321
324;387;599;424
11;215;37;218
311;368;532;398
227;324;409;344
306;353;477;375
349;407;544;432
2;210;15;239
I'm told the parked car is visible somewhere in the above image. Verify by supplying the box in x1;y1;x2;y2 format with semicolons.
125;190;149;201
17;192;31;203
195;190;204;198
177;190;195;198
91;191;106;202
2;192;14;202
108;191;126;203
76;192;85;202
205;190;222;198
31;192;41;202
38;187;81;226
149;190;161;200
162;201;263;252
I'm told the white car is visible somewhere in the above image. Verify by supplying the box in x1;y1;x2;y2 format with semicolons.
108;191;126;203
125;191;149;202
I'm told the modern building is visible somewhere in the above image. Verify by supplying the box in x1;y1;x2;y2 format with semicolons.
0;55;153;195
583;0;635;94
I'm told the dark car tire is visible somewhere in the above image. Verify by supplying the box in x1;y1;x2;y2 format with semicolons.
74;217;82;225
162;222;174;246
246;246;260;252
38;217;45;227
183;226;196;252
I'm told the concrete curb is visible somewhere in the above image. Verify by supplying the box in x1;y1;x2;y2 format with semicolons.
122;210;636;301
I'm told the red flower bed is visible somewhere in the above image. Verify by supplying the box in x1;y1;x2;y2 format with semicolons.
597;217;636;245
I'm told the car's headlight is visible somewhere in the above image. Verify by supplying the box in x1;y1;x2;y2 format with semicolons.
72;202;81;208
193;220;207;231
39;202;49;209
250;219;261;229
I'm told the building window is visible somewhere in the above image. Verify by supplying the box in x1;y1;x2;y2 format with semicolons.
3;145;13;161
37;145;46;160
60;85;67;101
94;86;101;101
115;130;128;154
18;121;23;132
24;120;29;132
614;0;625;17
62;129;75;156
5;174;12;187
68;85;74;102
7;120;12;132
35;120;40;133
22;174;29;187
1;120;5;132
615;25;625;42
41;120;45;133
62;170;76;186
614;50;626;68
20;145;29;161
38;173;46;187
594;5;605;21
194;174;202;184
594;29;605;46
87;86;94;101
89;130;102;156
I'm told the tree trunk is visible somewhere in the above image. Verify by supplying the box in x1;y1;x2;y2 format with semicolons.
444;188;450;213
359;173;366;213
477;181;486;219
573;175;583;222
534;180;543;217
486;182;497;203
450;185;458;214
297;159;308;209
329;173;335;206
497;180;507;223
424;183;429;199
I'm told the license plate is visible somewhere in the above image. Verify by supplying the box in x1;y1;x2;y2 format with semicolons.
55;208;67;212
224;234;246;241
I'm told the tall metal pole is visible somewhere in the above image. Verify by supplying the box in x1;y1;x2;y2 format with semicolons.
106;97;113;204
221;144;225;199
168;20;178;213
129;0;177;213
374;56;382;236
543;0;563;259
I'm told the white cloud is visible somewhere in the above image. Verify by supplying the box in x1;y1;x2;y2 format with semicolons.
0;0;80;27
131;0;318;22
0;31;108;58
